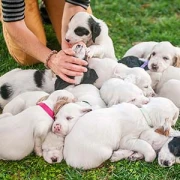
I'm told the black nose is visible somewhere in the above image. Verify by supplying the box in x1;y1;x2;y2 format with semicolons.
76;44;82;48
163;160;170;166
151;63;158;70
51;157;57;163
65;38;70;43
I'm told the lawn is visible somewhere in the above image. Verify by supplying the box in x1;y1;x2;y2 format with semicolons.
0;0;180;179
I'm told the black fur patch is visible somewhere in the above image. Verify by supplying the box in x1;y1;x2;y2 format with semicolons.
55;75;74;90
0;83;13;100
74;26;90;36
168;137;180;157
88;17;101;42
34;70;45;88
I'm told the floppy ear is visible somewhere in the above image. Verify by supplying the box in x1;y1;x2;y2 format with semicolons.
173;47;180;67
36;95;49;105
54;97;75;115
88;17;101;42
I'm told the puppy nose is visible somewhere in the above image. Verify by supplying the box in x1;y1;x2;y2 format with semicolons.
65;38;70;43
51;157;57;163
53;123;61;133
163;160;170;166
151;64;158;70
76;44;82;48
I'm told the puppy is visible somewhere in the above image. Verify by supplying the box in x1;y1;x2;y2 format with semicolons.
148;42;180;72
148;66;180;93
55;43;98;90
0;90;74;160
54;97;178;169
123;41;158;59
3;91;49;115
66;84;106;109
52;102;92;136
100;78;149;107
0;68;56;109
42;131;64;164
88;57;155;97
65;12;116;59
158;79;180;109
158;136;180;167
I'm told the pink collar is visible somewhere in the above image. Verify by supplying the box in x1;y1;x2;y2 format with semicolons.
38;102;55;120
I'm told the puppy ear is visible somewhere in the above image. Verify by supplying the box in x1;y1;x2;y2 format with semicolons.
54;97;74;115
172;56;180;67
36;95;49;105
88;17;101;42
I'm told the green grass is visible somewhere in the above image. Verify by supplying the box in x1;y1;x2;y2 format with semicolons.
0;0;180;179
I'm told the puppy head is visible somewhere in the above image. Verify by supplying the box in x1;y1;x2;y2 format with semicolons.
158;137;180;167
125;68;155;97
71;42;88;60
65;12;102;45
52;103;92;136
148;41;177;72
144;97;179;133
42;132;64;164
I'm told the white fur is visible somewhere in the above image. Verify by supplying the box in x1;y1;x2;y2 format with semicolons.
65;12;116;59
148;42;180;72
148;66;180;93
123;41;158;59
88;57;154;97
0;90;74;160
42;131;64;164
0;68;56;108
100;78;149;107
158;79;180;110
51;97;177;169
66;84;106;109
3;91;49;115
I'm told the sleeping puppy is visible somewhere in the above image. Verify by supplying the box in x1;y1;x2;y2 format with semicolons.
0;90;75;160
100;78;149;107
148;42;180;72
65;12;116;59
42;131;64;164
3;91;49;115
0;68;56;109
88;57;155;97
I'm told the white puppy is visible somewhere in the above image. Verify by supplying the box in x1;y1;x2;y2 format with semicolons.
100;78;149;107
3;91;49;115
0;90;74;160
148;42;180;72
65;12;116;59
0;68;56;109
51;97;178;169
148;66;180;93
123;41;158;59
52;102;92;136
158;79;180;109
66;84;106;109
88;57;154;97
63;99;178;170
42;131;64;164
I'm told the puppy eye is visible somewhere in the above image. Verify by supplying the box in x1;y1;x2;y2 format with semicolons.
74;27;90;36
152;52;156;56
144;86;148;88
163;56;169;61
131;98;136;102
66;116;73;121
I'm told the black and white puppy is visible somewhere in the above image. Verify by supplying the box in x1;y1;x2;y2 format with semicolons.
0;68;56;109
65;12;116;60
158;136;180;167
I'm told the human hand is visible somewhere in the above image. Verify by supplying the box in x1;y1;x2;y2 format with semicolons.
48;48;88;84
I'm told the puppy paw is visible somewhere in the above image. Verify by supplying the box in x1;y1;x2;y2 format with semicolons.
110;150;133;162
86;48;94;59
128;152;144;161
